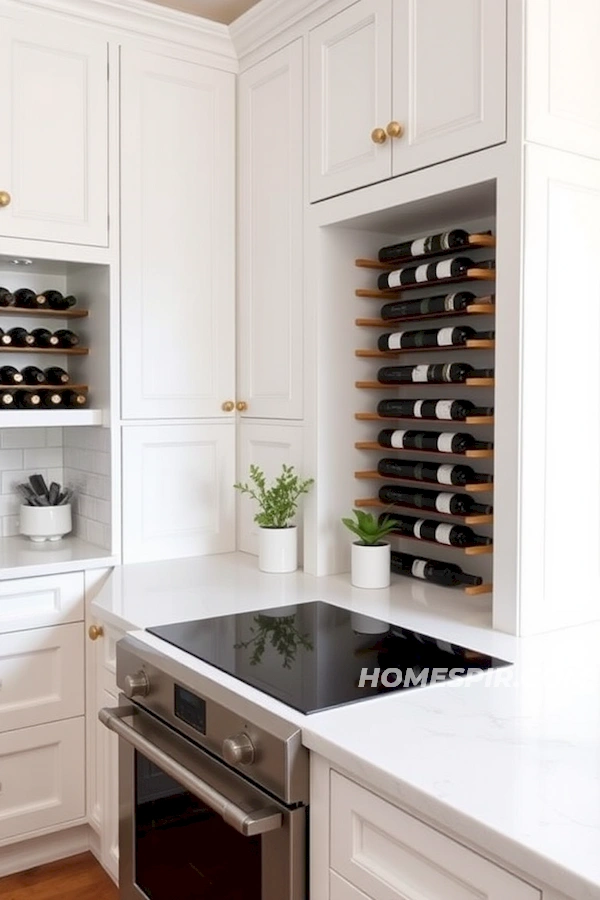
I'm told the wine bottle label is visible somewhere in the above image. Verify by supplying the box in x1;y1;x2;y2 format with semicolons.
444;293;459;311
437;433;456;453
411;238;426;256
435;400;454;419
411;559;428;579
390;430;407;448
387;270;403;289
437;327;455;346
435;493;454;514
437;464;456;485
415;264;430;283
387;332;405;350
411;365;429;383
442;364;455;383
414;400;424;418
436;259;454;279
434;523;455;545
440;232;452;251
413;519;425;538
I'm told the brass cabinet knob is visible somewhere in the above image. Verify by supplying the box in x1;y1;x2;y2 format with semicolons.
386;121;404;138
0;191;11;208
88;624;104;641
370;127;387;145
221;400;235;412
236;401;248;412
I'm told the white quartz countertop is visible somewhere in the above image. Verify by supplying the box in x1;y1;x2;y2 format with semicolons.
92;552;600;900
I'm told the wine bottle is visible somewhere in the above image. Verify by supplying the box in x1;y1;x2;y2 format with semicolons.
378;326;495;352
377;459;492;486
0;390;15;408
381;513;492;547
0;366;24;385
378;229;474;263
377;258;494;291
377;363;494;385
21;365;47;385
53;329;79;348
380;291;490;321
44;366;70;385
378;484;492;516
63;389;87;408
40;390;63;408
0;329;13;346
47;293;76;311
14;390;41;409
376;399;493;421
390;550;483;587
0;287;16;307
7;327;35;347
377;429;492;454
13;288;46;309
31;328;60;348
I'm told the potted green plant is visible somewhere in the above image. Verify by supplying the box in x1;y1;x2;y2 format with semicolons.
234;464;314;573
341;509;397;589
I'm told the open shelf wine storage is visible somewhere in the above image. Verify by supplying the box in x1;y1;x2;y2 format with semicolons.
354;226;496;595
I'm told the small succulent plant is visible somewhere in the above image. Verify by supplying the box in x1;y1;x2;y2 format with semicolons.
341;509;396;545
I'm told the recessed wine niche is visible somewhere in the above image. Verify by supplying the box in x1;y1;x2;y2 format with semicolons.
311;182;497;598
353;224;495;596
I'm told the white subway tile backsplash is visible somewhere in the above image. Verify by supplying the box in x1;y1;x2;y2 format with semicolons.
23;447;64;470
0;428;47;450
0;449;24;470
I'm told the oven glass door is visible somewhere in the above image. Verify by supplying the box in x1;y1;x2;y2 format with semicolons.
135;750;262;900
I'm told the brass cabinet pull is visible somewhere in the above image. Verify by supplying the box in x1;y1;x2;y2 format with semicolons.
386;121;404;138
370;127;387;145
0;191;11;208
88;624;104;641
236;401;248;412
221;400;235;412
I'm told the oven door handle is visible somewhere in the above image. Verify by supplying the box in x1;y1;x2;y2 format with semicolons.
99;706;283;837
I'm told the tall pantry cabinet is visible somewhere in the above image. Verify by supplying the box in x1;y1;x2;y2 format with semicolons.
119;46;237;562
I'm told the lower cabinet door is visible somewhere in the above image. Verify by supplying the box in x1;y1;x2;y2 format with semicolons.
330;771;541;900
122;423;236;563
0;717;85;842
236;421;304;556
0;623;84;733
330;871;370;899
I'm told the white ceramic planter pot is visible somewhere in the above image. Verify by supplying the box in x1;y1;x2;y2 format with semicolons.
350;612;390;634
19;504;72;542
258;526;298;574
351;541;391;589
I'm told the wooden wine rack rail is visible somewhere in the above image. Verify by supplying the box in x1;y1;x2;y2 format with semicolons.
356;413;495;425
0;307;88;319
355;497;493;526
355;270;495;300
355;234;496;270
388;532;493;557
3;383;88;392
356;341;495;359
0;346;88;356
356;379;495;389
355;441;493;459
356;304;495;327
354;471;493;493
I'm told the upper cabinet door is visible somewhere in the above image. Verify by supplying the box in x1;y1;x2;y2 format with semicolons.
120;48;235;420
309;0;392;202
526;0;600;158
0;21;108;246
391;0;506;177
238;40;304;419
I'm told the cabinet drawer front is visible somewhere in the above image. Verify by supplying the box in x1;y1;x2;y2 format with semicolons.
330;772;540;900
331;870;370;899
0;623;84;733
0;573;84;634
0;717;85;842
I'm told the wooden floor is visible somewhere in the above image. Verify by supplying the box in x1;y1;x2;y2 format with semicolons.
0;852;117;900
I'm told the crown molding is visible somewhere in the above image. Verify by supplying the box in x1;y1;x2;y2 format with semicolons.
7;0;237;63
230;0;332;58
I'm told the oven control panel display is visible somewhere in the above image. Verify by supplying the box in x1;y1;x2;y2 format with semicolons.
174;685;206;734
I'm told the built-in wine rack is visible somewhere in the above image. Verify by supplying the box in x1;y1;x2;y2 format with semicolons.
354;231;496;595
0;291;90;409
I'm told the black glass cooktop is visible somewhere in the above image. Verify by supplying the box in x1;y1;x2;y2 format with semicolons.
147;601;509;715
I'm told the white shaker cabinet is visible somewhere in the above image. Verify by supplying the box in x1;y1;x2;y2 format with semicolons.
0;19;108;246
122;423;235;563
120;48;235;420
238;39;304;420
309;0;506;202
